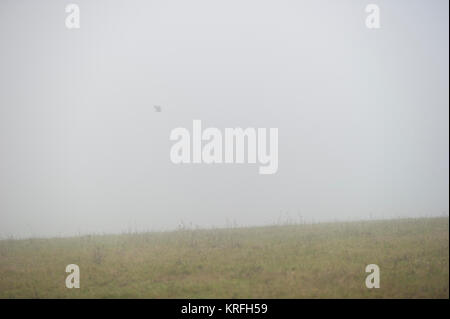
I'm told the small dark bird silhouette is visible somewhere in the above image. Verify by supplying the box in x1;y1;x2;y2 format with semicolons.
154;105;162;112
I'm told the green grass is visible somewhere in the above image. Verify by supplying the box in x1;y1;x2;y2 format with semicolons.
0;217;448;298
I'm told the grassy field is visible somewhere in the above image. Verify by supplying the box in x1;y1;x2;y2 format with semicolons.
0;217;448;298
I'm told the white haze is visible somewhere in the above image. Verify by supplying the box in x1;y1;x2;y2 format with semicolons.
0;0;448;238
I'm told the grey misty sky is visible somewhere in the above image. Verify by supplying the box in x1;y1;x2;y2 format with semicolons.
0;0;448;237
